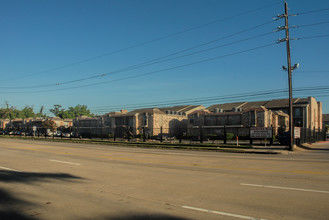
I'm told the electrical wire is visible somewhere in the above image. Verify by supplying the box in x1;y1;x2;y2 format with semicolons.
40;86;329;115
297;21;329;28
5;19;325;90
298;71;329;73
3;1;282;82
2;42;276;93
297;7;329;15
0;28;277;90
75;85;329;113
297;34;329;40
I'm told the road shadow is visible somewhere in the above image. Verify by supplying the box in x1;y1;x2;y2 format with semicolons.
0;170;83;220
0;170;82;183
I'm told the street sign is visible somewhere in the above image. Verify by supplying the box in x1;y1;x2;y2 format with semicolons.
250;127;272;139
294;127;301;138
32;126;37;131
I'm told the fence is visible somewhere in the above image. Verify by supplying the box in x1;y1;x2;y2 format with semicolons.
3;125;327;146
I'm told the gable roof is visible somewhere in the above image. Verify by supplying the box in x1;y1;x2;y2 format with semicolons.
207;97;313;112
126;105;205;116
207;102;246;112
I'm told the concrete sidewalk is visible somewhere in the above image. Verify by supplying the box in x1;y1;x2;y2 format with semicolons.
244;145;290;154
296;141;329;151
247;141;329;154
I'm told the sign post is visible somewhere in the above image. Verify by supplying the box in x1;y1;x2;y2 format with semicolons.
33;126;36;137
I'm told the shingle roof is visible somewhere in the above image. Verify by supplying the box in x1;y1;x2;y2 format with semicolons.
159;105;203;113
126;108;164;115
207;102;246;112
126;105;204;115
208;97;312;112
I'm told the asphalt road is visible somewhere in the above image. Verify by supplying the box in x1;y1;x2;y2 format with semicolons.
1;138;329;220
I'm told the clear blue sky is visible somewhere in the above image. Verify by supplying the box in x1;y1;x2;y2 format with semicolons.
1;0;329;115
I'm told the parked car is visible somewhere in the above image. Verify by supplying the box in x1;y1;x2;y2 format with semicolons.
154;134;175;141
63;133;71;138
55;131;62;137
70;132;82;138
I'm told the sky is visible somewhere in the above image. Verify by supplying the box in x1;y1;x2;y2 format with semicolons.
1;0;329;116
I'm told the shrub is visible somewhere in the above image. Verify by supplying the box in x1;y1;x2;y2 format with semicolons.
226;133;235;140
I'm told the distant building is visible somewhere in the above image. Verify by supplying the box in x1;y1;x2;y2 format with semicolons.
323;114;329;128
73;116;103;137
207;97;322;130
188;107;289;137
100;105;205;137
0;119;10;130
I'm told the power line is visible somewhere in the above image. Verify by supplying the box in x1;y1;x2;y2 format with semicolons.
0;28;277;90
297;34;329;40
297;20;329;28
3;42;276;93
297;7;329;15
3;1;282;82
298;71;329;73
82;86;329;113
5;19;325;90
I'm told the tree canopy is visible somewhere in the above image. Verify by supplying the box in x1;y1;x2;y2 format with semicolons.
0;103;46;119
49;104;93;119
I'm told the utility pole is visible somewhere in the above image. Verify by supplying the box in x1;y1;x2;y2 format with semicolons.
276;1;299;151
284;2;294;151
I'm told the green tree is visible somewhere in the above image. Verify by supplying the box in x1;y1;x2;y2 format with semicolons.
20;106;36;119
49;104;93;119
49;105;64;117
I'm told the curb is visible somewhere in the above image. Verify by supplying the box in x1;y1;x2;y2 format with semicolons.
0;136;283;154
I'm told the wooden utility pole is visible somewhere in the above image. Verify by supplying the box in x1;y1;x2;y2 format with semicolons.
277;1;297;151
284;1;294;151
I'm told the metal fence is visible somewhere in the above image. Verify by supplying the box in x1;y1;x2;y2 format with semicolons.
2;125;326;146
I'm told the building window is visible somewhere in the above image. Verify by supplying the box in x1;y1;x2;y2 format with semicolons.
142;113;148;126
294;108;302;117
250;111;256;126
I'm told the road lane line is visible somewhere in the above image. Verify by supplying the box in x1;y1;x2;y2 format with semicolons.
241;183;329;194
182;205;266;220
0;166;21;172
165;152;196;156
49;159;81;166
3;145;329;175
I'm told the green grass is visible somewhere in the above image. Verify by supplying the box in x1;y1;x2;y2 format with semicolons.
0;135;254;153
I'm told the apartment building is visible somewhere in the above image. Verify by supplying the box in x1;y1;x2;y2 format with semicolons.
100;105;205;137
207;97;322;129
188;107;289;137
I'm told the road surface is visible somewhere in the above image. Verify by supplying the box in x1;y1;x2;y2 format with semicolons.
1;138;328;219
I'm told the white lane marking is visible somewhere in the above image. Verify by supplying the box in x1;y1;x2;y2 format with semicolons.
0;166;21;172
182;205;266;220
165;152;196;156
241;183;329;194
49;160;81;166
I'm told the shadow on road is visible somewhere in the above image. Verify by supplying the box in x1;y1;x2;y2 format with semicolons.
0;170;82;183
0;170;83;220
